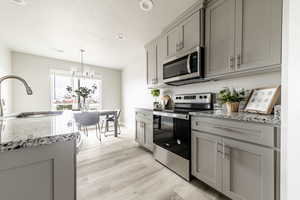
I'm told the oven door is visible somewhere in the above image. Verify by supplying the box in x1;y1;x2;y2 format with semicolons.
153;112;191;159
163;47;203;84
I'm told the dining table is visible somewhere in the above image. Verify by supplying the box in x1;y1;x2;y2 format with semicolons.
73;109;119;137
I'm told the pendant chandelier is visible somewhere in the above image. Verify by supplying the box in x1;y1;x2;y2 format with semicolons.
71;49;95;79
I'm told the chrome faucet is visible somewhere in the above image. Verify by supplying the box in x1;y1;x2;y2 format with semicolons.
0;75;33;117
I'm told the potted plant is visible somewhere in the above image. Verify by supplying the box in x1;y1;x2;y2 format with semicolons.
217;88;245;113
66;84;97;111
151;89;160;109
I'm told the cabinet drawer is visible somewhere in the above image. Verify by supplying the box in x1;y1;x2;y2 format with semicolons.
192;117;276;147
135;111;153;122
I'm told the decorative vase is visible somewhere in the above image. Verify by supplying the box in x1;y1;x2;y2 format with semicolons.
79;98;89;111
226;102;240;113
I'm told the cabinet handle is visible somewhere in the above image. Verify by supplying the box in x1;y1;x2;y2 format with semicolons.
237;54;242;68
229;56;235;71
222;142;225;159
181;41;184;49
228;56;234;72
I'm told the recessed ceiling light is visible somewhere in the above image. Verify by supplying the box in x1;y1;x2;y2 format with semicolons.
10;0;27;6
140;0;154;12
116;33;125;40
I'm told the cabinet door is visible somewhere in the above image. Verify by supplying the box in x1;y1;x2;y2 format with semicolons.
235;0;282;71
192;131;223;191
222;138;274;200
146;42;157;86
205;0;236;77
164;27;180;58
135;120;144;145
144;120;154;151
180;11;201;53
156;38;164;85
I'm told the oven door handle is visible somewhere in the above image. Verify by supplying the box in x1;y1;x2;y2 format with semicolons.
153;111;189;120
187;54;191;74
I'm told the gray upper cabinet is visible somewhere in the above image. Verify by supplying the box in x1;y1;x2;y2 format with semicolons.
163;27;180;59
180;11;202;53
156;38;164;86
235;0;282;72
222;138;275;200
145;37;164;88
163;10;203;61
192;131;222;191
205;0;236;77
145;1;204;86
145;40;158;87
205;0;282;78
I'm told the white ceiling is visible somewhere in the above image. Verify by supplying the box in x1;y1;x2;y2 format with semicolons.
0;0;199;69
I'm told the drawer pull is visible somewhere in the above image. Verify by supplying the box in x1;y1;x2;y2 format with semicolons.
213;126;245;135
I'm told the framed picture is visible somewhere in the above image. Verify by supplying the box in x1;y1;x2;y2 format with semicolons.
244;86;281;114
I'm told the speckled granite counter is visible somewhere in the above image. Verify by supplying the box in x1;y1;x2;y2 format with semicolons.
135;108;153;113
190;110;280;127
0;111;79;152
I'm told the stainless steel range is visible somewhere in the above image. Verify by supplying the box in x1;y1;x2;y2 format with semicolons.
153;93;214;181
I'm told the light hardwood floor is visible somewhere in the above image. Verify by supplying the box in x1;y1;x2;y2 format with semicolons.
77;128;229;200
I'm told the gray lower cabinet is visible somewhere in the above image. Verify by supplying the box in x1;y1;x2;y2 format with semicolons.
135;111;153;152
222;138;274;200
191;117;278;200
192;131;223;192
0;141;76;200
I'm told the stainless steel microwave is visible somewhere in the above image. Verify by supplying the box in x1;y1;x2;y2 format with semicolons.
163;47;204;86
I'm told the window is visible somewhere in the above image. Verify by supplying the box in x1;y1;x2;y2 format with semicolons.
50;71;102;110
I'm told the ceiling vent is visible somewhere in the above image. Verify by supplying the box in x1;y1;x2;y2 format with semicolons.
10;0;27;6
140;0;154;12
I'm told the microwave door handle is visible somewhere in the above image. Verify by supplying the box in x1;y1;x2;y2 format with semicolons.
187;54;191;74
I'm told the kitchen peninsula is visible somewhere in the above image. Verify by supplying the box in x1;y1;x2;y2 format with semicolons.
0;111;78;200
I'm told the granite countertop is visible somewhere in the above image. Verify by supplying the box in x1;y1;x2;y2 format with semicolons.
0;111;79;152
135;108;153;112
190;110;280;127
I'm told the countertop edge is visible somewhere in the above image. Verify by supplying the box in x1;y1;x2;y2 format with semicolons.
0;132;79;153
190;111;281;127
135;108;153;113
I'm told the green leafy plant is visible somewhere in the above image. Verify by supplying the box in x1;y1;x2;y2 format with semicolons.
66;85;97;103
217;87;245;104
151;89;160;97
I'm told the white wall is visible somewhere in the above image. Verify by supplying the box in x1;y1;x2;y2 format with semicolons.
11;52;122;113
0;43;12;113
122;55;281;130
121;53;153;128
281;0;300;199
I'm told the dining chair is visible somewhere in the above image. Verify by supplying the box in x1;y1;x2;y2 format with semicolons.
74;112;102;142
100;109;121;136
